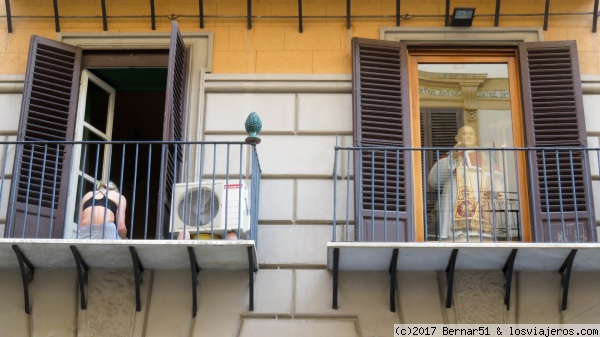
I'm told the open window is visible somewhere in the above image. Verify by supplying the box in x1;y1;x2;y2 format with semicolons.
6;21;188;239
352;38;595;243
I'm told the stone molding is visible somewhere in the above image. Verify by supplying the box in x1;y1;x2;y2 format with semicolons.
381;27;543;43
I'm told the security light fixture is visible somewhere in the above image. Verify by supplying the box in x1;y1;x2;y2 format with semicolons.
449;7;476;27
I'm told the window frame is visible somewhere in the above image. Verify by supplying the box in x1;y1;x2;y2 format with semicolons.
408;49;531;242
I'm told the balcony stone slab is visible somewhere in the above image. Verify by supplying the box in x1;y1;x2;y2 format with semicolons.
327;242;600;271
0;239;258;270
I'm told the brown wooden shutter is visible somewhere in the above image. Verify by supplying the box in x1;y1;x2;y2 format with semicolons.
420;108;463;239
352;38;412;242
6;36;81;238
520;41;595;242
157;20;188;239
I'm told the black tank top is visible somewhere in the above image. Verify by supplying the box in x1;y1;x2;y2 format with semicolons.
83;191;118;215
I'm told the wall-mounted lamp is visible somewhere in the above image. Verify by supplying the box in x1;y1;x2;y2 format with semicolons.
449;7;476;27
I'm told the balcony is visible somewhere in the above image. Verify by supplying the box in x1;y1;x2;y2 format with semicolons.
328;146;600;311
0;140;261;314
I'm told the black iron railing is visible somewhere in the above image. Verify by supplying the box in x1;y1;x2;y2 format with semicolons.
0;141;261;243
333;146;598;243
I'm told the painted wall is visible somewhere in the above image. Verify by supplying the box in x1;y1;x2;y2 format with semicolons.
0;0;599;75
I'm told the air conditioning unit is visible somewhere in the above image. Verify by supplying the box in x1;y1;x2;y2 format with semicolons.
171;181;250;238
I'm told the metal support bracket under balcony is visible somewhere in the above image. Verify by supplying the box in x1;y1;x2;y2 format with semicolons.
129;246;145;312
298;0;303;33
4;0;13;33
593;0;599;33
346;0;351;29
70;246;89;310
543;0;551;31
559;249;577;311
52;0;60;32
13;245;35;315
188;247;201;317
445;249;458;308
248;246;256;311
100;0;108;31
199;0;205;28
502;249;518;310
494;0;501;27
444;0;450;27
150;0;156;30
247;0;252;30
328;243;600;312
396;0;401;26
389;248;399;312
332;247;340;309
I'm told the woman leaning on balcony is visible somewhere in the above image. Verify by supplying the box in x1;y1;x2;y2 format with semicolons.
78;181;128;240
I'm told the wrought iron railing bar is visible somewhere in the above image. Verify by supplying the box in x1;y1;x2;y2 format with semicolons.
462;150;470;243
225;144;231;236
333;147;339;242
130;144;139;239
526;150;537;242
398;149;402;242
555;150;567;242
157;144;166;239
52;144;61;237
237;144;244;238
0;140;251;145
383;149;388;242
210;144;217;238
35;145;49;238
449;149;455;242
410;151;416;240
345;149;351;242
501;149;510;242
21;144;36;238
370;148;375;242
91;144;101;238
334;146;594;151
421;148;426;242
515;149;524;242
584;149;595;240
118;144;127;240
195;144;205;235
144;145;153;240
171;144;180;240
475;150;483;242
181;144;191;241
103;143;114;238
358;148;364;242
75;145;87;239
568;149;580;241
436;149;441;242
0;143;8;235
541;149;552;242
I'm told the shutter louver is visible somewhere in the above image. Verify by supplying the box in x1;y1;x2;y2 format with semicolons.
520;41;595;242
157;20;187;239
6;36;81;238
421;108;463;239
352;38;412;242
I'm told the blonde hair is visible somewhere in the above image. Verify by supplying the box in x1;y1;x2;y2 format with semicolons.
97;181;119;192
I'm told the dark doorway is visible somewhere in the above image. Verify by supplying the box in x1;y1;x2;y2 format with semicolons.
88;67;167;239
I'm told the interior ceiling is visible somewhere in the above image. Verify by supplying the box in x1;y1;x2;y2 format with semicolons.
89;68;168;91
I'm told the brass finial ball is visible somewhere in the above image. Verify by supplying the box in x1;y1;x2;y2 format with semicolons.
245;112;262;144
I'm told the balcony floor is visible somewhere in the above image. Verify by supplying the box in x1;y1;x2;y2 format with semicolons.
0;239;258;270
327;242;600;271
